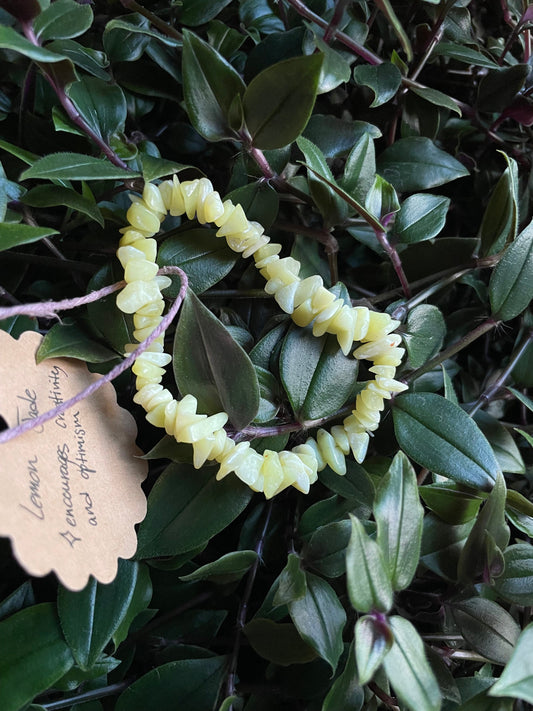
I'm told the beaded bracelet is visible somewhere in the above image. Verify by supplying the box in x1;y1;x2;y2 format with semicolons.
115;177;407;498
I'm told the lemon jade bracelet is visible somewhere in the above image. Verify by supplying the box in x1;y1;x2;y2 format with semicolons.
115;177;408;498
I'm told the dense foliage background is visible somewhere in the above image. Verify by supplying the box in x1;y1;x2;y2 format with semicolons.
3;0;533;709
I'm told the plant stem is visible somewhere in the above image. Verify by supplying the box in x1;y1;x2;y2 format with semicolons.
368;682;400;710
401;267;471;314
226;502;273;707
406;317;499;383
375;230;411;298
120;0;183;40
323;0;351;44
468;329;533;416
40;681;131;710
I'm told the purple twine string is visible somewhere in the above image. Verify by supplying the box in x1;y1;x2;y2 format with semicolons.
0;266;188;445
0;281;127;320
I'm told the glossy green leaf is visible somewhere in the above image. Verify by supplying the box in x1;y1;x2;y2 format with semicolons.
477;65;530;112
173;289;259;429
355;614;393;686
409;85;462;115
0;603;74;711
115;656;227;711
86;262;134;354
158;228;238;296
274;553;307;606
288;572;346;672
180;0;232;26
46;39;110;79
377;137;469;192
304;114;381;159
421;514;474;581
112;563;152;648
280;324;359;421
319;460;375;512
493;544;533;606
479;154;518;256
489;218;533;321
364;175;400;222
473;411;524;474
432;42;498;68
35;320;118;363
179;551;258;584
403;304;446;369
33;0;92;41
244;618;317;665
392;393;500;490
458;473;510;584
0;24;66;62
321;641;364;711
68;77;127;142
243;54;323;149
226;181;279;230
383;616;440;711
353;62;402;107
304;520;352;578
419;483;483;525
373;0;412;60
21;153;138;180
0;222;59;252
450;598;519;664
346;514;393;614
182;29;245;141
136;463;253;558
374;452;424;591
489;623;533;703
340;133;376;203
57;560;139;670
22;183;103;226
394;194;450;244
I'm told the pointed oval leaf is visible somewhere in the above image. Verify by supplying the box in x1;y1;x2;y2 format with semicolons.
377;137;469;192
33;0;93;41
244;618;317;665
173;290;259;429
451;598;520;664
136;463;253;558
182;30;245;141
179;0;233;26
179;550;258;584
375;451;424;591
0;25;66;62
409;85;462;115
355;614;393;686
35;320;118;364
383;616;440;711
0;603;74;711
274;553;307;606
0;223;58;253
489;623;533;703
288;572;346;672
22;184;103;226
480;155;518;256
489;218;533;321
353;62;402;107
243;53;323;149
21;153;138;180
403;304;446;369
68;77;127;142
304;520;352;578
322;641;364;711
346;514;393;614
392;393;501;490
57;560;139;670
395;194;450;244
115;657;227;711
494;544;533;606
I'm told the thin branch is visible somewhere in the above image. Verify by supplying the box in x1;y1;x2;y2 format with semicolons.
120;0;183;41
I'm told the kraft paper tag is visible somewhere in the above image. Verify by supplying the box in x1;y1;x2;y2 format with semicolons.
0;331;147;590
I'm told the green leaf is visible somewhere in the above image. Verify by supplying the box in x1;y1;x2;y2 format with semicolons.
392;393;501;490
243;54;323;149
373;0;413;61
346;514;393;614
226;182;279;230
57;560;139;670
158;228;238;296
115;657;227;711
479;154;519;256
274;553;307;606
432;42;499;69
321;641;364;711
450;598;520;664
364;174;400;222
22;183;103;226
489;623;533;703
493;544;533;606
86;262;134;354
421;514;474;581
35;320;118;364
288;572;346;672
46;39;110;80
112;563;152;648
409;85;462;115
307;31;351;95
489;217;533;321
340;133;376;203
179;0;233;26
353;63;402;107
279;323;359;421
67;77;127;142
21;153;137;181
355;615;393;686
403;304;446;369
304;520;352;578
374;452;424;591
33;0;92;41
458;472;510;584
383;616;440;711
477;65;530;113
473;411;524;474
244;618;317;665
173;290;260;429
420;483;483;525
319;460;375;512
136;463;253;558
0;222;59;252
0;603;74;711
182;29;246;142
394;194;450;244
179;551;258;584
377;137;469;192
0;24;66;62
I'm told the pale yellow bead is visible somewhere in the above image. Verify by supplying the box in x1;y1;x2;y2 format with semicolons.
159;176;186;216
367;381;393;399
131;238;157;263
253;243;282;268
352;334;402;360
273;280;300;313
360;387;385;412
179;411;228;443
262;256;300;282
207;428;230;461
363;311;399;343
163;400;179;435
375;376;408;393
353;306;371;342
127;202;161;236
311;287;336;312
137;300;165;316
317;428;346;475
292;299;315;327
312;300;343;337
154;275;172;290
133;313;162;329
226;222;263;253
125;259;159;283
131;358;166;380
216;203;249;236
291;444;318;484
216;441;251;480
234;448;264;491
371;347;405;366
133;383;165;409
135;350;171;367
203;190;225;223
143;182;166;216
116;281;162;314
174;411;207;442
345;429;370;463
134;326;161;342
369;365;397;378
305;437;326;471
117;245;145;268
327;305;356;355
192;428;228;468
214;436;236;463
260;450;285;499
330;425;350;455
242;234;270;259
119;229;146;247
146;401;172;427
136;375;162;389
278;451;311;494
194;178;216;224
